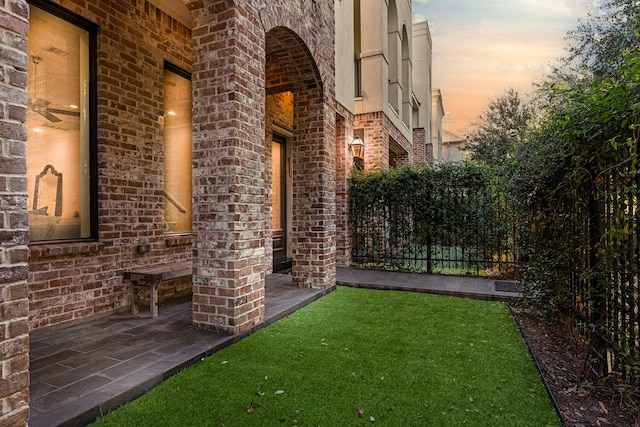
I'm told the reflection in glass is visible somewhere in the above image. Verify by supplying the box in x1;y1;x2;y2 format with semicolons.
163;68;192;233
271;140;282;230
27;6;90;241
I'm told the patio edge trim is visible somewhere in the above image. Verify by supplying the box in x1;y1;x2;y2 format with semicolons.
509;305;568;427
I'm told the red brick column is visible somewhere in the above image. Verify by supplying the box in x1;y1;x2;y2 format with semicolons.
413;127;427;164
190;1;266;334
335;104;353;267
0;1;30;425
189;0;336;331
291;91;337;288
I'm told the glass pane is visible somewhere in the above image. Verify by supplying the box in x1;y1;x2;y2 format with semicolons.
27;6;90;241
271;141;282;230
163;69;192;233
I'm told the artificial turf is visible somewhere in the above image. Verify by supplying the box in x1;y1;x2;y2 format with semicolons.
91;286;560;426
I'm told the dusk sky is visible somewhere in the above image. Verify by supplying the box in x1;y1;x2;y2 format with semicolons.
412;0;598;135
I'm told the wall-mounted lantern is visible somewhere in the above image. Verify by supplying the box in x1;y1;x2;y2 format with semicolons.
350;136;365;159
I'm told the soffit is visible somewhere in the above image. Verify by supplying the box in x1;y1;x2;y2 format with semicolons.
149;0;192;28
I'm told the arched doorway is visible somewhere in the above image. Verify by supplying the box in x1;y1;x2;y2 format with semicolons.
189;3;336;334
264;26;336;288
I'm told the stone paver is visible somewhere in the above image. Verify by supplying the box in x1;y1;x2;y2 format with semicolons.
336;267;522;300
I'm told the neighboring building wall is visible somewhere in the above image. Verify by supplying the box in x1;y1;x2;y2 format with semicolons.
355;0;414;170
0;1;30;425
355;111;412;171
335;0;356;116
431;88;445;162
424;141;434;163
355;112;386;170
334;0;357;268
335;3;435;266
442;129;468;162
27;0;193;331
411;20;432;162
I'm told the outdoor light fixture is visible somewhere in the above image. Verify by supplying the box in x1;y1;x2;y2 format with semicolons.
350;136;365;159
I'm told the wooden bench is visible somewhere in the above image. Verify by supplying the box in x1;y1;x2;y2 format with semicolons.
123;261;193;317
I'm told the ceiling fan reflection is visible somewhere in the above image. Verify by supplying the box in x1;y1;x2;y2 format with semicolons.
29;55;80;123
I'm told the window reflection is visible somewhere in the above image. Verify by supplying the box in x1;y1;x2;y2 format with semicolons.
163;67;192;233
27;6;91;241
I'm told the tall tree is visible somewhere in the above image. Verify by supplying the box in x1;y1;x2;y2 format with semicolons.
558;0;640;78
467;88;533;167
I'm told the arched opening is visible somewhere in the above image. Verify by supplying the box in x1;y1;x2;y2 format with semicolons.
188;0;335;335
265;27;332;288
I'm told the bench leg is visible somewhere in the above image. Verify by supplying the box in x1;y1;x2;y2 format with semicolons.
131;283;139;315
150;283;159;318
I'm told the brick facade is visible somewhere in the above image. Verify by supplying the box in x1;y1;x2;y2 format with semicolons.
1;0;338;421
0;1;30;425
26;0;193;331
413;128;427;164
10;0;336;335
188;0;336;333
335;102;354;267
354;111;413;171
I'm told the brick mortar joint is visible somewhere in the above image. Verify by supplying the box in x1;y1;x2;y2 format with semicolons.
0;7;29;24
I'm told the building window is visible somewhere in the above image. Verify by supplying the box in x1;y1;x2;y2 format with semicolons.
354;0;362;97
354;55;362;98
387;0;400;113
26;1;97;242
163;63;192;234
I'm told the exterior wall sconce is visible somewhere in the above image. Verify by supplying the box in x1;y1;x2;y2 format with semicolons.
350;136;365;159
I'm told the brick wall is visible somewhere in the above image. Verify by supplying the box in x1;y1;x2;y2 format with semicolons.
190;2;268;335
27;0;192;330
262;3;337;289
355;111;413;171
386;116;413;165
413;128;427;163
355;112;386;170
190;0;336;333
335;103;353;266
20;0;336;337
0;1;30;425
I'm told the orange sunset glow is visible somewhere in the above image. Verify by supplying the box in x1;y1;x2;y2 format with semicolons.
413;0;597;134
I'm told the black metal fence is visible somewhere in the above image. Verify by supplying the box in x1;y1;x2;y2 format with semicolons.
350;159;640;382
531;159;640;382
349;167;520;278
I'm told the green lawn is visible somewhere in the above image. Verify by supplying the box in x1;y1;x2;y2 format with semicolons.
92;287;559;426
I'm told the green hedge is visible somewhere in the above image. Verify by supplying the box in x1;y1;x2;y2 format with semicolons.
349;162;519;276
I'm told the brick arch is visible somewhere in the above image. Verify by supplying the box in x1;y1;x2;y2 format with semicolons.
265;26;322;93
265;25;336;290
187;0;335;334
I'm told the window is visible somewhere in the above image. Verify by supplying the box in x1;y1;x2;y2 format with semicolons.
387;0;399;113
163;64;192;234
26;1;97;242
354;0;362;97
